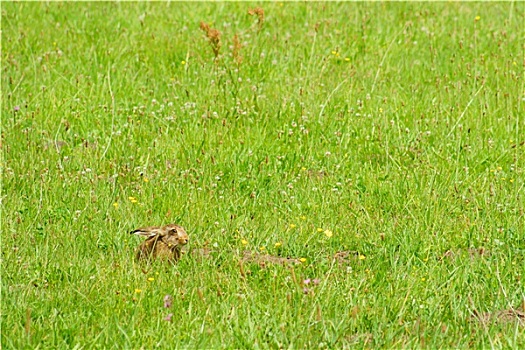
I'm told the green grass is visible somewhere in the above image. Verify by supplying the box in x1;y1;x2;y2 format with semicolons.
2;1;524;348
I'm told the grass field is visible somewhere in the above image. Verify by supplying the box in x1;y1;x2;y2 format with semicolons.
2;1;524;348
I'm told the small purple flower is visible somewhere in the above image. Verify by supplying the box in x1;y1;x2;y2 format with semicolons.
163;294;172;308
313;278;320;285
303;279;311;285
14;106;20;112
164;313;173;322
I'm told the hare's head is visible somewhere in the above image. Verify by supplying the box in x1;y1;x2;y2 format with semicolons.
131;224;189;248
162;224;189;248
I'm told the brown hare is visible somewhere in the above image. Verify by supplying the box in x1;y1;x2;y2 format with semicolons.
131;224;189;263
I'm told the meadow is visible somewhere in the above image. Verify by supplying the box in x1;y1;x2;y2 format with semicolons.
2;1;524;348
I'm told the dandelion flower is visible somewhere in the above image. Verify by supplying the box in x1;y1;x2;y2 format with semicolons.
317;228;323;233
113;202;119;209
135;289;142;294
299;258;307;263
143;177;149;183
290;224;297;228
474;15;480;21
181;60;186;65
241;239;248;246
324;230;333;238
274;242;282;248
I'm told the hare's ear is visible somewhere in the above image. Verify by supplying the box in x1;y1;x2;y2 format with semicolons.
130;227;158;237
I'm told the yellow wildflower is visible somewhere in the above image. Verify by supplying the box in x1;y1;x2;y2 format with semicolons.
241;239;248;246
299;258;307;263
324;229;333;238
148;277;154;282
358;255;366;260
135;289;142;294
274;242;282;248
113;202;118;209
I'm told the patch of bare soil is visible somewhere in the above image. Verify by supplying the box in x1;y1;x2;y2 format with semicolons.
189;248;301;266
44;140;68;152
332;250;360;265
241;250;301;267
189;248;367;268
440;247;489;261
306;169;328;179
472;303;525;326
345;332;373;346
189;248;216;261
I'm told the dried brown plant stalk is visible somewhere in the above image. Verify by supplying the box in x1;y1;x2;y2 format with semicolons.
232;34;243;65
248;7;264;30
199;21;221;58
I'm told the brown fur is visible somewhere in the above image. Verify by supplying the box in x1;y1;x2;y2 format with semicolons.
131;224;189;263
